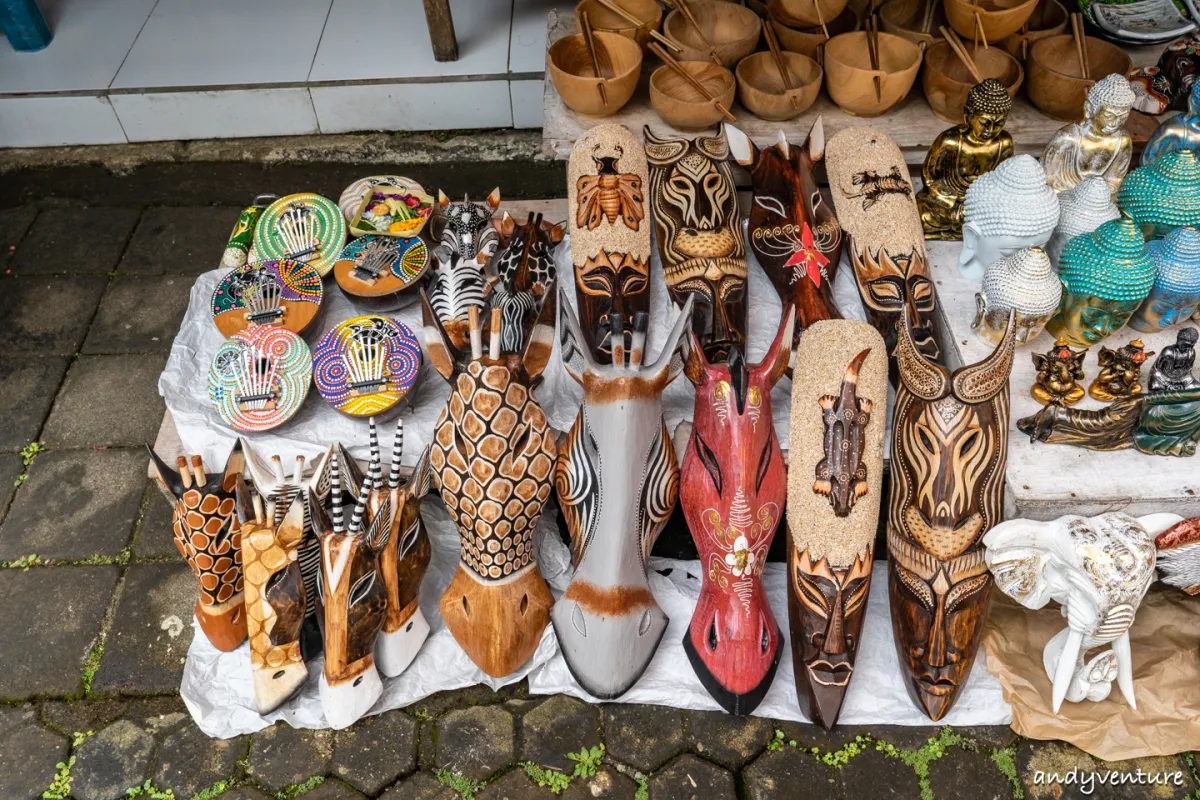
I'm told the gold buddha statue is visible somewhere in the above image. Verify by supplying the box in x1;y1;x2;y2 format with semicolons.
1042;74;1136;198
917;79;1014;240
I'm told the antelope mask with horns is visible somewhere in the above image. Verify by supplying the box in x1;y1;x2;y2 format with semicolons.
489;211;564;354
553;290;695;699
679;306;796;715
148;442;247;652
313;451;391;730
428;189;502;349
235;478;308;715
422;282;559;678
887;307;1017;721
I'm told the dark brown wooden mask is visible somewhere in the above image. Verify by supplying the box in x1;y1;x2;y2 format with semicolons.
645;126;747;361
887;309;1016;720
569;124;652;363
148;442;246;652
726;120;843;343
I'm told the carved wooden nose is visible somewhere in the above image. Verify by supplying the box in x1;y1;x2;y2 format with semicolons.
823;593;848;656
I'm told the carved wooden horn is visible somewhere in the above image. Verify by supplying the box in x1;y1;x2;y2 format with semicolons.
558;285;597;385
752;305;797;389
234;474;256;527
722;122;758;167
643;126;689;164
682;325;710;387
420;287;462;381
804;115;825;162
951;309;1018;403
650;295;696;386
522;280;558;379
896;308;950;401
146;444;185;500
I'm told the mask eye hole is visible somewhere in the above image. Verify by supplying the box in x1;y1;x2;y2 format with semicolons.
520;593;529;616
760;618;770;654
707;616;719;653
461;595;471;618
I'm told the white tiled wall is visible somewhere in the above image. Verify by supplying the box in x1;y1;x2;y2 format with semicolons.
0;0;559;147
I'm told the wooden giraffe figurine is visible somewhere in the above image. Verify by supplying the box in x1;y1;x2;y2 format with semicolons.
236;477;308;715
422;282;559;677
148;442;247;651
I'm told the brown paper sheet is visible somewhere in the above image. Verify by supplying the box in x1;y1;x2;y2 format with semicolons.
982;585;1200;760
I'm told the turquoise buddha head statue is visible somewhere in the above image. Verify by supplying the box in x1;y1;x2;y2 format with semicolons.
1118;148;1200;239
1130;226;1200;333
1046;215;1156;347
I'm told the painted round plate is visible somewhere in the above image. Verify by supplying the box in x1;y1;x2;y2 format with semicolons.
210;258;324;337
253;193;347;276
208;326;313;432
338;175;426;223
313;315;423;416
332;236;431;299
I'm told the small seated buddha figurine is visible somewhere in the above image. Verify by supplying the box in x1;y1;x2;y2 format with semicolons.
1032;337;1088;406
917;79;1014;240
1089;339;1153;401
1142;82;1200;166
1150;327;1200;392
1042;74;1136;199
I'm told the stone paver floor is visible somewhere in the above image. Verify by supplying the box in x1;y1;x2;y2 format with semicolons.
0;197;1197;800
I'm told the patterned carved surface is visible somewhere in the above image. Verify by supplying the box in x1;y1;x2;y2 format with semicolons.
490;212;562;355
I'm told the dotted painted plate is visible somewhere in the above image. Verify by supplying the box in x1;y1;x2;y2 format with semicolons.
332;236;431;299
338;175;426;223
253;193;346;276
313;315;423;417
210;258;324;338
208;326;313;432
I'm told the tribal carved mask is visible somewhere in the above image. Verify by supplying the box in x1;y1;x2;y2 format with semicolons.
436;188;502;267
570;124;652;363
679;307;795;714
726;120;844;342
888;308;1017;720
645;127;747;362
423;285;558;678
148;443;247;652
552;292;694;699
236;478;308;715
490;211;563;355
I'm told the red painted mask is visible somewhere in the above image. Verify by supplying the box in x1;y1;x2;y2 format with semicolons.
680;307;795;714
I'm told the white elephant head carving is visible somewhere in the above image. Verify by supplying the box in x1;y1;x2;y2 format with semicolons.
983;512;1182;713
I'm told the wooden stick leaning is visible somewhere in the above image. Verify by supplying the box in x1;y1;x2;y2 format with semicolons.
866;15;882;103
921;0;936;34
1071;13;1089;79
973;11;989;49
762;16;800;108
813;0;831;42
593;0;684;52
581;11;609;107
649;41;738;121
939;25;983;83
668;0;726;66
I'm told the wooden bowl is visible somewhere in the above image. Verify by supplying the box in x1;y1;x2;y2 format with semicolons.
1000;0;1068;60
574;0;663;51
823;31;922;116
922;40;1024;122
1026;34;1133;121
768;0;850;29
548;30;643;116
663;0;762;66
944;0;1039;43
736;51;823;119
650;60;737;129
771;7;860;59
880;0;947;48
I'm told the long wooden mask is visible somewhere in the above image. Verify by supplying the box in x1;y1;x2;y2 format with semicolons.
242;440;333;659
569;123;652;362
315;452;391;730
236;478;308;715
490;211;563;354
148;442;247;652
645;127;748;362
423;284;558;678
825;127;941;362
679;306;795;715
786;320;887;728
358;417;434;679
888;308;1017;720
553;291;694;699
726;120;844;343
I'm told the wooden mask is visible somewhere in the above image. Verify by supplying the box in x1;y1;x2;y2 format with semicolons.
825;127;942;362
490;211;563;354
786;320;888;728
436;188;502;266
422;284;558;678
360;417;435;679
888;308;1017;720
569;123;652;363
679;306;795;715
148;442;247;652
645;126;748;362
553;291;694;699
236;477;308;715
242;441;334;659
314;452;391;730
725;120;844;342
